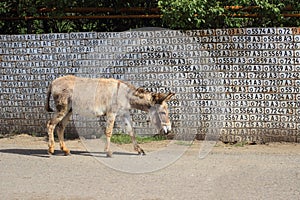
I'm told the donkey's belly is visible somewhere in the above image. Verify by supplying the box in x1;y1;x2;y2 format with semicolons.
93;107;106;117
72;100;107;118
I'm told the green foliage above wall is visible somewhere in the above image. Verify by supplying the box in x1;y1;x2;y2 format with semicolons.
158;0;300;29
0;0;300;33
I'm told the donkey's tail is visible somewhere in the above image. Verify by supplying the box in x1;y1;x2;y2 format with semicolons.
45;83;54;112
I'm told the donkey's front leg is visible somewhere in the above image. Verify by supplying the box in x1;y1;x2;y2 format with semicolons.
123;114;145;155
131;134;145;155
105;113;116;157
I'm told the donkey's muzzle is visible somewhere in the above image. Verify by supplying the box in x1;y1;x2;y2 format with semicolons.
162;125;172;134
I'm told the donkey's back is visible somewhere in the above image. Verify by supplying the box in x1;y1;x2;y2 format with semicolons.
45;75;127;115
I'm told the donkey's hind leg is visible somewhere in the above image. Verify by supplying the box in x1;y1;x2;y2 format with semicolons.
47;106;69;155
57;110;72;156
104;113;116;157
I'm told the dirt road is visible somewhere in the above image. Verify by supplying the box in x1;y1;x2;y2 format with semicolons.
1;134;300;200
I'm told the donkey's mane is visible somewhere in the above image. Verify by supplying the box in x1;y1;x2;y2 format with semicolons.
119;80;151;96
119;80;136;90
118;80;153;111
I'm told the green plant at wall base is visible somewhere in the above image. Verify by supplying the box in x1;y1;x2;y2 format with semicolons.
111;133;167;144
234;141;248;147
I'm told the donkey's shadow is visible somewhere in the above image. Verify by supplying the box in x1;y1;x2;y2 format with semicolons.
0;148;139;158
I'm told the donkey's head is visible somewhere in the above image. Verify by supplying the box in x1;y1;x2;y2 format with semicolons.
149;92;175;134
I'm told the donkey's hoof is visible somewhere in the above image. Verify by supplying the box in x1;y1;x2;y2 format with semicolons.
138;149;146;156
64;150;71;156
106;151;113;158
48;147;55;155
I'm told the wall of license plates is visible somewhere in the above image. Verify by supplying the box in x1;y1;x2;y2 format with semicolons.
1;27;300;142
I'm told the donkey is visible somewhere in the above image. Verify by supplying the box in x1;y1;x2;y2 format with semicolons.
45;75;175;157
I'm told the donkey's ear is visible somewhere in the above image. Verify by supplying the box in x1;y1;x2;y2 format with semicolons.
152;92;175;104
163;92;175;102
151;93;164;104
